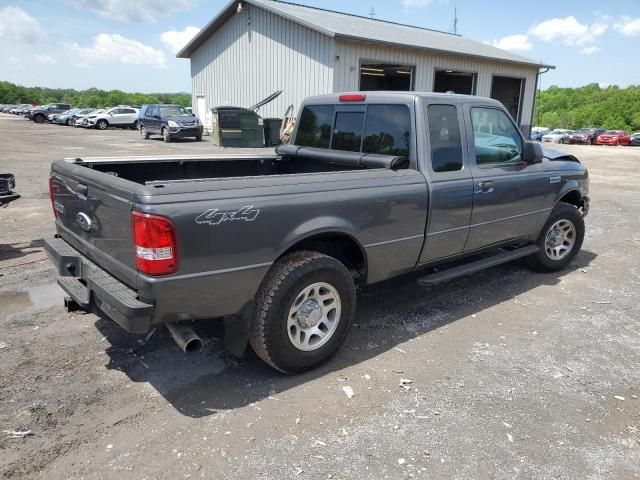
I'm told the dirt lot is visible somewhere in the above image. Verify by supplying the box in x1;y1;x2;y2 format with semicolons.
0;113;639;479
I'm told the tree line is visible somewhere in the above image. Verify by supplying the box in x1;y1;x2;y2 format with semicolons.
2;80;639;132
534;83;640;132
0;81;191;108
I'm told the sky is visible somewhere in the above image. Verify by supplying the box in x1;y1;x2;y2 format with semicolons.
0;0;638;93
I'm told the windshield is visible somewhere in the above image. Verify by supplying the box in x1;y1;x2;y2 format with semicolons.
159;105;191;117
550;129;566;134
578;129;592;134
605;130;620;134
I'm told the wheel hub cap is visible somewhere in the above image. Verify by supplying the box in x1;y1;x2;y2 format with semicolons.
287;282;342;352
296;299;322;328
544;219;576;260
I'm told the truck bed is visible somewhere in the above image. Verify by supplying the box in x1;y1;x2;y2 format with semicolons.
73;150;368;186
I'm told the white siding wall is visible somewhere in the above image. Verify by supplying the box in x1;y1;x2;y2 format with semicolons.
190;4;335;121
333;39;538;128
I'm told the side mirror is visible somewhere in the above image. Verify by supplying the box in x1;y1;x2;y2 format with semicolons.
523;141;543;164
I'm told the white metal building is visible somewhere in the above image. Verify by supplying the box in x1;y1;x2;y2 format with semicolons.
177;0;553;135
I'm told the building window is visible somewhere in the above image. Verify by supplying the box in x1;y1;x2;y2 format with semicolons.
360;63;414;91
491;76;525;124
433;70;477;95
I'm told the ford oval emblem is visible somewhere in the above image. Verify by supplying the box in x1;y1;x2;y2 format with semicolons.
76;212;92;232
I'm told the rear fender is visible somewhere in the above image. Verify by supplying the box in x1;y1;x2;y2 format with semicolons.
278;216;362;256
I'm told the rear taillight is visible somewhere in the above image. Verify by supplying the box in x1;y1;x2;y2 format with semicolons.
131;211;178;275
49;176;57;218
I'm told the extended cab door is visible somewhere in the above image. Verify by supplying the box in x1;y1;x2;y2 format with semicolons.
463;103;553;251
418;101;474;263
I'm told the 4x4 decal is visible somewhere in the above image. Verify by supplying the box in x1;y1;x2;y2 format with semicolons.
195;206;260;226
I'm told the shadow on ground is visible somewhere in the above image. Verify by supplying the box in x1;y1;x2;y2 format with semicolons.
0;239;44;262
98;250;597;418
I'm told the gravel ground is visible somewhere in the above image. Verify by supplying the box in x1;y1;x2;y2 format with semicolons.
0;113;639;480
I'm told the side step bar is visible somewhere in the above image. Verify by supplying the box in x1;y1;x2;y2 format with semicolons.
417;245;540;286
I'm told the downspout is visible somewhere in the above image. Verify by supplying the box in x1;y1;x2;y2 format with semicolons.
532;66;550;130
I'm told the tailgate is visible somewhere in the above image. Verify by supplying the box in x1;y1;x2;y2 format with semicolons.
50;164;138;288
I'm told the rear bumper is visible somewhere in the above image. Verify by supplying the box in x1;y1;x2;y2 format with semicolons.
44;235;154;333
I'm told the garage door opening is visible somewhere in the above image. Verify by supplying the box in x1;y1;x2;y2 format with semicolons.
360;63;414;91
433;70;477;94
491;76;524;123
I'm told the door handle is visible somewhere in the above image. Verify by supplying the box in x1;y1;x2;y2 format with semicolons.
478;180;494;193
76;183;88;200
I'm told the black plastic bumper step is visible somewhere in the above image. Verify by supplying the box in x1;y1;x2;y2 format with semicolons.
417;244;540;286
58;276;90;308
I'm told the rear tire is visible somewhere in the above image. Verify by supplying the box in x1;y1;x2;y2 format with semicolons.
140;126;150;139
524;202;584;273
250;251;356;374
162;128;172;143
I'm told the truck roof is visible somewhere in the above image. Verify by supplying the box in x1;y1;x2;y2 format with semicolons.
302;91;504;106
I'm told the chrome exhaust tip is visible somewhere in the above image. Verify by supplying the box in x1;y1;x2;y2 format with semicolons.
165;321;203;353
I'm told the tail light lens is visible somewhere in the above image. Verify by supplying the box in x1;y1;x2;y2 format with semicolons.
131;211;178;275
49;176;57;218
339;93;366;102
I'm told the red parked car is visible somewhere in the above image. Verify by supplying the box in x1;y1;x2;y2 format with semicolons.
596;130;632;146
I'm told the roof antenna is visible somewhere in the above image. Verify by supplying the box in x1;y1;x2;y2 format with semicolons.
369;6;376;18
451;1;458;34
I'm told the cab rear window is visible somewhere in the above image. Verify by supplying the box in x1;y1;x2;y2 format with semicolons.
296;104;410;157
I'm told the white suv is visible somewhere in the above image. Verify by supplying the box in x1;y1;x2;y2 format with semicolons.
87;106;139;130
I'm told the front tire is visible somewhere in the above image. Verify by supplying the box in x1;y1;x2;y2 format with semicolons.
33;114;45;124
96;119;108;130
250;251;356;374
524;202;585;272
162;128;172;143
195;134;202;142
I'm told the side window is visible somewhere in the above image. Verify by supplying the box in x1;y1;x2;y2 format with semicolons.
427;104;463;173
331;111;365;152
362;105;410;157
470;107;523;166
296;105;334;148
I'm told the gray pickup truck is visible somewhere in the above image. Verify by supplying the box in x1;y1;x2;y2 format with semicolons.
45;92;589;374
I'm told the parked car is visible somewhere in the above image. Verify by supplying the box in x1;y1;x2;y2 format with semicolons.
530;128;550;141
85;106;139;130
138;104;203;142
0;173;19;207
631;133;640;146
11;104;33;114
542;129;572;144
54;108;93;125
75;109;102;127
595;130;632;146
571;128;605;145
28;103;72;123
45;92;589;374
